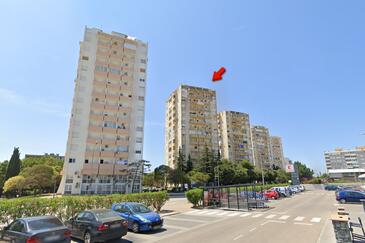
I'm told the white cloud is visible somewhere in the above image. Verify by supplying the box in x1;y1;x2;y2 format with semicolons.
0;88;69;117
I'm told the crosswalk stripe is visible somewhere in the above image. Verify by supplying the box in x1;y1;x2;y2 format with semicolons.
252;214;264;218
265;214;276;219
279;215;290;220
216;212;229;216
294;216;305;221
206;211;219;215
196;211;208;215
227;212;241;217
185;210;199;214
240;213;252;217
310;217;321;223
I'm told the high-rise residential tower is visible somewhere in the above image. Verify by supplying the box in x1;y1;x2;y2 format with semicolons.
217;111;254;164
165;85;219;169
251;125;272;169
270;136;285;169
58;27;148;195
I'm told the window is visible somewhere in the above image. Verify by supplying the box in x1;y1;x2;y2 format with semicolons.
135;150;142;154
9;220;26;232
136;127;143;132
95;65;107;72
140;68;146;73
138;96;144;101
82;56;89;61
136;137;143;143
85;159;89;164
141;59;146;64
110;68;120;75
124;43;137;50
139;78;145;82
100;159;104;164
68;158;76;163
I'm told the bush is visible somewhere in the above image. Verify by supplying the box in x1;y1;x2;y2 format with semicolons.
0;191;169;224
186;188;203;207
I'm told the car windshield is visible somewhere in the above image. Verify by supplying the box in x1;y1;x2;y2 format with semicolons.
130;204;151;214
94;210;120;220
28;218;64;230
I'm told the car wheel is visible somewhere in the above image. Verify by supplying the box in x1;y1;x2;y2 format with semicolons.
271;197;276;200
340;199;346;204
84;232;93;243
132;222;140;233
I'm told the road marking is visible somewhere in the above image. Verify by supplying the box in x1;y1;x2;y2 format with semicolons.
261;220;286;226
164;224;190;230
310;217;321;223
294;216;305;221
265;214;276;219
227;212;241;217
233;234;243;241
249;227;257;232
216;211;229;216
252;213;264;218
196;211;208;215
294;222;313;226
164;217;206;223
206;211;219;215
240;213;252;217
185;210;199;215
279;215;290;220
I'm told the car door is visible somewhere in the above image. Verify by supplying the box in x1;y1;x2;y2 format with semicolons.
3;220;28;243
347;192;357;202
73;212;87;238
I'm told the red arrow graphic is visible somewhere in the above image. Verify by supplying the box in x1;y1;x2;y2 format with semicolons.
212;67;226;82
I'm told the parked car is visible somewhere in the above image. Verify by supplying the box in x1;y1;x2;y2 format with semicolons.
0;215;71;243
64;209;128;243
263;190;279;200
325;184;339;191
271;187;290;197
289;186;300;194
112;202;163;233
299;185;305;192
336;190;365;203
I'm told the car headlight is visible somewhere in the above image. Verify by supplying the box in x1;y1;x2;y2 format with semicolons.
136;215;151;223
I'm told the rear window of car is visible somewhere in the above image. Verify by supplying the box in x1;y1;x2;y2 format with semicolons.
28;218;64;230
94;210;120;220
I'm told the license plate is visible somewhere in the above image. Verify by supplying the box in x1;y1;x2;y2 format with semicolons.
44;235;61;241
111;223;120;229
153;225;161;230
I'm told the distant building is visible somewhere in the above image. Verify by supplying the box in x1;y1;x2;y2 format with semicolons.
325;147;365;180
217;111;254;164
270;136;285;169
58;27;148;195
164;85;219;169
24;153;64;161
251;125;272;169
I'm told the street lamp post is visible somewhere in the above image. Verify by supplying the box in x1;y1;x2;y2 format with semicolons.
260;160;265;186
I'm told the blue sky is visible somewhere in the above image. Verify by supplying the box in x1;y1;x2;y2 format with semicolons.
1;0;365;173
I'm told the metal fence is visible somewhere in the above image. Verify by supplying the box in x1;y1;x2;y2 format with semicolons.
202;184;268;211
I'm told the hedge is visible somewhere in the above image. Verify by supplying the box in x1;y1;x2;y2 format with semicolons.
0;191;168;225
186;189;203;207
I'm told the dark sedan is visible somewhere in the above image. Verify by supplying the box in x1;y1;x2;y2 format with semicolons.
64;209;128;243
0;215;71;243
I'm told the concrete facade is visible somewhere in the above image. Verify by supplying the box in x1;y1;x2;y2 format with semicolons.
251;125;272;169
58;27;148;195
270;136;285;169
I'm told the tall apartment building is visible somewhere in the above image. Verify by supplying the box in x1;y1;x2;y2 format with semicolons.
325;147;365;170
217;111;254;163
270;136;285;169
165;85;219;169
251;125;272;169
58;27;148;195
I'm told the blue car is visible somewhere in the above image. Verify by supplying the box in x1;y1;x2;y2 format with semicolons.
336;190;365;203
112;202;163;233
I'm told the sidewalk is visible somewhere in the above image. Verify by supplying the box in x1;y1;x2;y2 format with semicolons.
160;197;193;216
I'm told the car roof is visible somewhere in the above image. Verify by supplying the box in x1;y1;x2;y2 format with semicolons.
21;215;59;222
114;202;142;206
87;209;113;213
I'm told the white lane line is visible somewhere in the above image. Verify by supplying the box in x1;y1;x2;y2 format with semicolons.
227;212;241;217
216;211;229;216
252;213;264;218
265;214;276;219
233;234;243;241
260;220;286;226
240;213;252;217
294;216;305;221
310;217;321;223
279;215;290;220
249;227;257;232
164;217;206;223
164;224;190;230
206;211;219;215
294;222;313;226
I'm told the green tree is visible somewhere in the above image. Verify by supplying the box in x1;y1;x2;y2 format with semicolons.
21;164;55;193
3;175;26;196
0;161;9;196
294;161;314;181
275;169;291;183
177;148;186;172
143;173;155;188
218;159;236;185
5;148;21;181
21;156;63;174
154;165;171;188
185;154;193;173
188;170;210;186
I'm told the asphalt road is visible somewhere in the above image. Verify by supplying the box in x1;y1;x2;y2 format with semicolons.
121;189;336;243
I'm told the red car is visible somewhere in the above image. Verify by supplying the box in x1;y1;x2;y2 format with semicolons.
263;190;279;200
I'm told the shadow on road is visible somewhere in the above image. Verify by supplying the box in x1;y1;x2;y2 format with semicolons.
72;237;133;243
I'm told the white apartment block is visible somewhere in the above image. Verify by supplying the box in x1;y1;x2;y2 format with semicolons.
251;125;272;169
58;27;148;195
270;136;285;169
325;147;365;170
165;85;219;169
217;111;254;164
